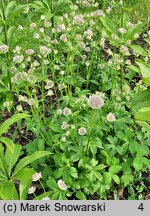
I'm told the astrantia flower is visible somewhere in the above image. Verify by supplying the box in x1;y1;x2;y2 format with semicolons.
78;127;87;136
40;46;51;56
32;172;42;182
57;180;67;190
13;55;24;63
45;80;54;89
107;113;116;122
28;186;36;194
57;109;62;115
118;28;126;34
88;95;104;109
63;107;72;116
0;44;9;53
61;121;69;130
25;49;34;55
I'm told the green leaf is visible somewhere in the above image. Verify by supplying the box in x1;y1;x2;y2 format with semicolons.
130;44;147;56
133;157;143;171
15;168;35;200
46;177;58;191
0;181;18;200
136;61;150;86
0;137;15;153
103;172;112;185
135;107;150;121
5;144;22;176
132;89;150;111
12;151;51;176
75;191;87;200
112;174;120;184
5;1;16;19
100;17;118;35
121;174;134;187
69;167;78;178
109;165;121;174
0;113;30;136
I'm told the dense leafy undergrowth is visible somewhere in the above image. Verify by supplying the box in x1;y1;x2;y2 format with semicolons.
0;0;150;200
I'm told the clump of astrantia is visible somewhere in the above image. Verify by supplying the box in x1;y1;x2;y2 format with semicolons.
88;94;104;109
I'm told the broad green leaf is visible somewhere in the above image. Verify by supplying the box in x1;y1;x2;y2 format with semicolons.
130;44;147;56
136;61;150;86
0;113;30;136
12;151;51;176
109;165;121;174
133;157;143;171
0;181;18;200
15;168;35;200
121;174;134;187
69;167;78;178
0;145;9;177
135;107;150;121
5;1;16;19
132;89;150;111
5;144;22;176
103;172;112;185
46;177;58;190
0;137;15;153
112;174;120;184
75;191;87;200
100;17;118;35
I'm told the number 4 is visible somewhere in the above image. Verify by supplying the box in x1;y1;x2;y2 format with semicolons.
138;203;144;211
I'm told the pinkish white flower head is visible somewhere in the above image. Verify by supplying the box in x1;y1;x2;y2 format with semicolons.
25;49;34;55
134;33;139;39
74;14;84;24
71;124;75;129
32;172;42;182
40;46;51;56
82;0;91;7
40;15;45;20
61;136;66;142
84;47;91;52
111;34;119;40
76;34;83;41
61;121;69;130
120;45;129;55
78;127;87;136
57;109;63;115
44;21;51;28
95;9;104;16
126;21;134;28
79;41;86;49
13;45;21;54
88;95;104;109
30;23;36;29
3;101;10;107
84;29;93;37
60;34;68;42
47;90;54;96
107;113;116;122
28;186;36;194
33;60;40;67
16;105;23;112
28;98;35;106
39;28;44;33
23;6;29;13
66;131;70;136
27;74;37;84
118;28;127;34
63;107;72;116
57;180;67;190
45;80;54;89
57;24;66;32
58;83;66;91
34;33;40;39
18;25;23;30
0;44;9;53
13;55;24;63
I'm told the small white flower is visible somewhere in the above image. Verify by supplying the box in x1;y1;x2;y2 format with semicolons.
57;109;62;115
28;186;36;194
61;121;69;130
42;196;50;200
0;44;9;53
61;137;66;142
107;113;116;122
28;98;35;106
32;172;42;182
16;105;23;112
118;28;126;34
57;180;67;190
88;95;104;109
63;107;72;116
78;127;87;136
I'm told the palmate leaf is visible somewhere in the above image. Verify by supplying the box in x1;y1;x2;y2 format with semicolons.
12;151;52;177
0;113;30;136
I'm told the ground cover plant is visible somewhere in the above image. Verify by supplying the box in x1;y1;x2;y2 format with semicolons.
0;0;149;200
